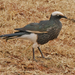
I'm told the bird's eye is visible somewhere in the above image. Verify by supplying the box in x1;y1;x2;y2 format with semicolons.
57;15;59;16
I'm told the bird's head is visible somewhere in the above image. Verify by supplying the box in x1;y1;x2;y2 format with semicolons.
50;11;67;20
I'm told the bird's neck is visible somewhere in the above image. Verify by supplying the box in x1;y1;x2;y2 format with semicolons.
49;15;60;21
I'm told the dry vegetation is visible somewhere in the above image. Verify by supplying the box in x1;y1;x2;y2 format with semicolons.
0;0;75;75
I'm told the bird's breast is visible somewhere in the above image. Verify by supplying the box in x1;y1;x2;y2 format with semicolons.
37;26;61;45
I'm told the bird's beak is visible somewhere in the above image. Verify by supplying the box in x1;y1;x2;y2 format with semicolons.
63;16;75;22
67;18;75;22
62;16;67;19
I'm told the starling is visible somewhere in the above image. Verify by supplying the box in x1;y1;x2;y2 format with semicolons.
0;11;67;61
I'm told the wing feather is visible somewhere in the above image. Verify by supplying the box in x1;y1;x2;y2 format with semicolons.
15;20;50;33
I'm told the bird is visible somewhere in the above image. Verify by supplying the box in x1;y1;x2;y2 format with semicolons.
0;11;67;61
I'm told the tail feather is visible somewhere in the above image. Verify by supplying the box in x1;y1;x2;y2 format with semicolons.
0;32;26;41
0;32;25;37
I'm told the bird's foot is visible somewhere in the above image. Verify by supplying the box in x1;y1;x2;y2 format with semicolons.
37;56;51;60
44;57;51;60
32;59;38;62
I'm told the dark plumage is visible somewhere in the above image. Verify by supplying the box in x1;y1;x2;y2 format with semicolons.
0;11;67;61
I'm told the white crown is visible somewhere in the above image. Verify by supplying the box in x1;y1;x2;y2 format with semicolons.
52;11;64;16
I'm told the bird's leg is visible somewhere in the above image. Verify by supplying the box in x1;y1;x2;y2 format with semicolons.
37;47;50;60
38;47;45;58
32;48;37;61
32;48;35;60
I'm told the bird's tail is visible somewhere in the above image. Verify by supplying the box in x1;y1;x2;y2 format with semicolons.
0;32;26;41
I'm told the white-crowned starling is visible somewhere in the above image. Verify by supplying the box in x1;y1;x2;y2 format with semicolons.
0;11;67;61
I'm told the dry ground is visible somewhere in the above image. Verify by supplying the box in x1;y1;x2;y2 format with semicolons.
0;0;75;75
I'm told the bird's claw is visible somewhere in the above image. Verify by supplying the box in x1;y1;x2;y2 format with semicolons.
32;59;38;62
37;56;51;60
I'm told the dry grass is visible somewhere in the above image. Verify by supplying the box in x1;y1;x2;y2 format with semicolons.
0;0;75;75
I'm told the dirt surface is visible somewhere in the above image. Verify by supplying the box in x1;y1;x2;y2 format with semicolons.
0;0;75;75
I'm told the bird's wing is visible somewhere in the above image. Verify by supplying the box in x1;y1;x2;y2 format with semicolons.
15;20;51;33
